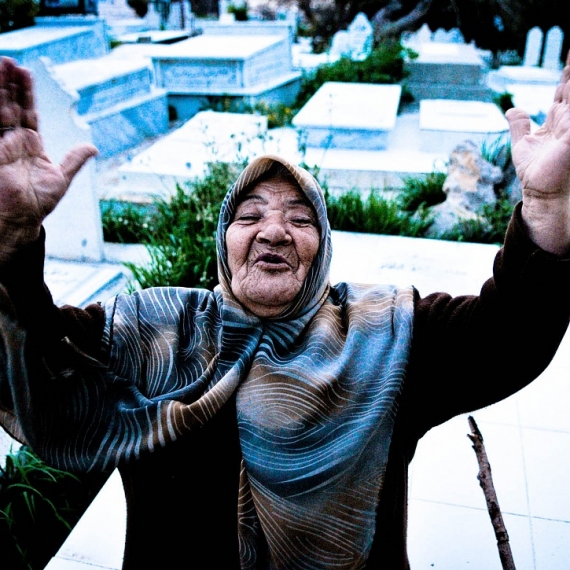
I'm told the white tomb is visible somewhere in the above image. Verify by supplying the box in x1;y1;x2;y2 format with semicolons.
404;42;492;101
487;65;561;93
115;111;290;198
148;34;302;121
419;99;509;154
292;82;402;150
0;24;108;69
196;19;295;46
51;54;169;158
507;84;556;119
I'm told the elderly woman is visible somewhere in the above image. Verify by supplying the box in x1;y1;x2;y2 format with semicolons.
1;56;570;569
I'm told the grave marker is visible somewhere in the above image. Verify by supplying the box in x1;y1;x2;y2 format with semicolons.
292;82;402;150
523;26;543;67
419;99;509;154
543;26;563;71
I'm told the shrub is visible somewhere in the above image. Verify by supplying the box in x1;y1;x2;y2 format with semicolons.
124;161;243;290
201;96;295;128
0;0;38;32
326;188;432;237
100;200;157;244
398;171;447;212
0;446;106;570
294;40;418;110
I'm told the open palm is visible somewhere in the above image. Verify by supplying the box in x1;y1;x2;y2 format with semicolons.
0;57;97;260
508;94;570;200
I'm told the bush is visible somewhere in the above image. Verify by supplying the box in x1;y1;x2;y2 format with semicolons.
294;40;418;110
124;161;243;290
326;188;432;237
0;0;38;32
0;446;106;570
100;200;157;244
398;171;447;212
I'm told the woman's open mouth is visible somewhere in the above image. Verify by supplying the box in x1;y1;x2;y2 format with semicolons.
256;253;290;269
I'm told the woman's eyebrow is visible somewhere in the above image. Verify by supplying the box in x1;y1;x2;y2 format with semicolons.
238;194;267;206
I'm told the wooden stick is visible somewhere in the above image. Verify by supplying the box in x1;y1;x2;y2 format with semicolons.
467;415;516;570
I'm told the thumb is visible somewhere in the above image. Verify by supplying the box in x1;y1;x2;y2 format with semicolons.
505;107;531;148
60;143;99;184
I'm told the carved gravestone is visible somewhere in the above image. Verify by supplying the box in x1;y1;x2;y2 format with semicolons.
543;26;564;71
346;12;373;60
523;27;543;67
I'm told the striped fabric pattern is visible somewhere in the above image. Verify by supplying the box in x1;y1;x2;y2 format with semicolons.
0;155;415;569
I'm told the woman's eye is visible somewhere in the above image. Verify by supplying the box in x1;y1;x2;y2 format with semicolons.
290;217;315;226
237;213;260;222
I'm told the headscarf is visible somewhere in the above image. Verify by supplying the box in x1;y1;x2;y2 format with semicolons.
0;155;415;569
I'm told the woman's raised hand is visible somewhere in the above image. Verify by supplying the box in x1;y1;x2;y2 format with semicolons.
0;57;98;263
506;51;570;256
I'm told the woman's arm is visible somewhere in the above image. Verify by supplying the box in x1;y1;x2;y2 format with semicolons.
402;52;570;437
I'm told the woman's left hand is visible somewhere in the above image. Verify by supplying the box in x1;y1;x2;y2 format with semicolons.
507;51;570;256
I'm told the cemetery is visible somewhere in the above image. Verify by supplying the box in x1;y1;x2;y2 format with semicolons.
1;1;570;568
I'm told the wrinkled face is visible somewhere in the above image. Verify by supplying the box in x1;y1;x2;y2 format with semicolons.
226;177;320;318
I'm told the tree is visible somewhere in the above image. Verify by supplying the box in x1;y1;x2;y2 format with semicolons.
0;0;38;33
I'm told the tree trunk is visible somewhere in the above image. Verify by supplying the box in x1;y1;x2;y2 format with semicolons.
372;0;432;44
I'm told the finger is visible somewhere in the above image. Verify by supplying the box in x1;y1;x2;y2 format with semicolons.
13;64;37;131
60;144;99;184
0;58;22;131
505;107;531;147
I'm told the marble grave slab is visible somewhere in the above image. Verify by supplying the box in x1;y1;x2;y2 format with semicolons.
292;82;402;150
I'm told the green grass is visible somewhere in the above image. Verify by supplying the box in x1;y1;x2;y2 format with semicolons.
0;446;106;570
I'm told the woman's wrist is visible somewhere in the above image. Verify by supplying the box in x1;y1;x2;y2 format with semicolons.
0;223;42;266
521;194;570;257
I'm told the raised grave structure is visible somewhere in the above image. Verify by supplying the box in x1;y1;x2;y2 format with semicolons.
292;82;402;150
51;54;169;157
148;34;302;120
419;99;509;154
196;19;295;46
0;23;108;70
114;110;279;198
404;42;492;102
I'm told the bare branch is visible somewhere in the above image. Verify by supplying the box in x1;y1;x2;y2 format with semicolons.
467;415;516;570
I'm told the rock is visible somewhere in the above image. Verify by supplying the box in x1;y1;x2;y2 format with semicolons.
426;140;503;237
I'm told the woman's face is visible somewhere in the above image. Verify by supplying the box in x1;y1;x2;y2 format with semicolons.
226;177;320;318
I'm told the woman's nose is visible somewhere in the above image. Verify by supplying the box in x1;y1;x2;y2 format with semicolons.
256;216;292;245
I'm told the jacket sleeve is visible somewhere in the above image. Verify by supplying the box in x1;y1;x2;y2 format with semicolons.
403;202;570;439
0;227;107;365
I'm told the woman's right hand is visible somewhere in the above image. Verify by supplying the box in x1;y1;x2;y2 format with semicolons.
0;57;98;264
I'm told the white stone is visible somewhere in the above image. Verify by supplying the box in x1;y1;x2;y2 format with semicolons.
292;82;402;150
117;29;190;44
33;58;105;262
50;54;169;157
0;24;108;68
115;111;278;197
487;65;561;92
346;12;373;60
543;26;564;71
405;42;491;101
507;84;557;117
197;19;295;46
151;34;299;93
419;99;509;154
523;26;543;67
